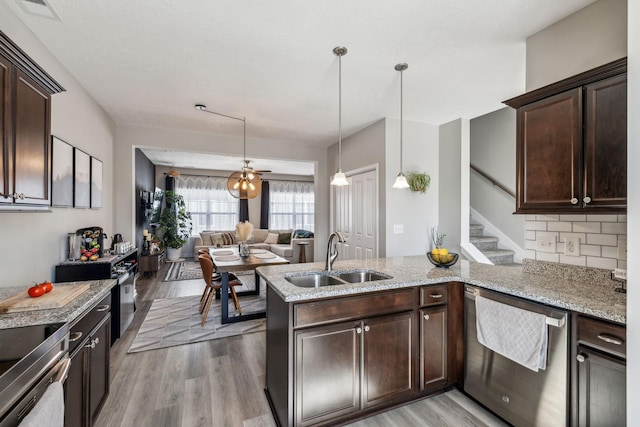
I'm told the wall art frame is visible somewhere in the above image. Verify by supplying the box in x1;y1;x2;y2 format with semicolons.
74;148;91;208
51;136;74;207
91;156;103;209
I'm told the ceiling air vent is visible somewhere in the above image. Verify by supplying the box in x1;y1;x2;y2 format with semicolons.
15;0;61;20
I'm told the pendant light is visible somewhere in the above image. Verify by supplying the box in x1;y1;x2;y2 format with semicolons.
393;63;410;189
330;46;349;186
195;104;268;199
167;165;180;178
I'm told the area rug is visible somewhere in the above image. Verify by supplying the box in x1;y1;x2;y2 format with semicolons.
127;292;266;353
163;260;204;281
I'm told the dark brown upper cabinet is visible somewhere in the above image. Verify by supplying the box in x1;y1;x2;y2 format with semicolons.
0;31;64;208
504;58;626;214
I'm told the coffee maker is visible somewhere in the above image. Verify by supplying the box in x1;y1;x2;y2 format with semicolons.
111;233;124;251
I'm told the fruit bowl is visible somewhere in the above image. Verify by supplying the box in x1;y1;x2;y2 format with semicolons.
427;252;459;268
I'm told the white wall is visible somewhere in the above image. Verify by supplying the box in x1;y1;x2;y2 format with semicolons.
0;4;116;287
438;119;465;254
526;0;627;90
626;0;639;422
385;118;439;256
470;108;524;248
116;124;328;261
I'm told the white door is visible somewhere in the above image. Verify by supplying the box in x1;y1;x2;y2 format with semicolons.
332;169;377;260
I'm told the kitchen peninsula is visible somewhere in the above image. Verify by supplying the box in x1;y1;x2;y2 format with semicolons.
257;257;626;427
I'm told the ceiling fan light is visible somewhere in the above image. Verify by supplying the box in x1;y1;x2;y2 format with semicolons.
248;182;255;191
241;180;248;191
393;172;410;189
247;171;255;180
331;170;348;186
233;181;240;190
167;167;180;178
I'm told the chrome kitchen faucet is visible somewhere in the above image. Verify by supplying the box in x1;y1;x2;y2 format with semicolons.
325;231;346;272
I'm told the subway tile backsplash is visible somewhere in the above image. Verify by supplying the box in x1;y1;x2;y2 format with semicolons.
524;214;626;270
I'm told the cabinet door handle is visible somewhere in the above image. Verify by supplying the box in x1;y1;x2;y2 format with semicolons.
69;332;83;342
364;325;370;332
576;353;587;363
85;340;96;349
570;198;578;205
430;293;443;299
583;196;591;204
423;314;430;320
94;337;100;345
597;334;624;345
96;305;110;312
356;327;362;334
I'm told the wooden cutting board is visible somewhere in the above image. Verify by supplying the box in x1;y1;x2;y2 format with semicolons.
0;284;90;313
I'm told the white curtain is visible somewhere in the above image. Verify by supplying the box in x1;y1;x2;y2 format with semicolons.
269;180;314;231
175;175;239;234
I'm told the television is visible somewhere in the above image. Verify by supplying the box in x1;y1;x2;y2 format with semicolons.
149;188;164;224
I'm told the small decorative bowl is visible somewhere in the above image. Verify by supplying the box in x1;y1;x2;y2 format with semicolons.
427;252;459;268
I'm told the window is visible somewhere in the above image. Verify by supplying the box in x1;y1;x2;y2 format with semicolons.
175;175;239;234
269;180;314;231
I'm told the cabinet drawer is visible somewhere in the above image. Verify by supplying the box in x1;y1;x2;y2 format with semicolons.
69;293;111;353
294;288;417;328
577;315;626;358
420;285;448;307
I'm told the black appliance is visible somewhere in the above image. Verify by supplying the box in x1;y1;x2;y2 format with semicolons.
0;323;69;426
76;226;105;258
110;233;123;251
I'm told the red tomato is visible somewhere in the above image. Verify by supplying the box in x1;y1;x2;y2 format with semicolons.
28;285;44;298
40;281;53;293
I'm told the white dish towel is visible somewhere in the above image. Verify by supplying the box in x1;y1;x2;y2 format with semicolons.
475;295;548;372
19;382;64;427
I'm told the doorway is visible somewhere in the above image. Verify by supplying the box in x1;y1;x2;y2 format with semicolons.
331;167;378;260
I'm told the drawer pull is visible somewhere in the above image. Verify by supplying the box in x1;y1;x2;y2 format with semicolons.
356;327;362;334
597;334;624;345
96;305;110;312
430;293;443;299
69;332;83;342
364;325;370;332
576;353;587;363
424;314;430;320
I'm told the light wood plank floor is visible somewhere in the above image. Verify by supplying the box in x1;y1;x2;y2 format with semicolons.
95;263;508;427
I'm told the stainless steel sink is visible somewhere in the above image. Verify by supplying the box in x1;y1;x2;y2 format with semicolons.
285;270;392;287
337;271;391;283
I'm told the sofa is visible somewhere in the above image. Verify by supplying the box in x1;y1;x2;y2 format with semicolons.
193;228;314;263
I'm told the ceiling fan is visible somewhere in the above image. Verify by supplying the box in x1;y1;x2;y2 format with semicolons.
195;104;270;199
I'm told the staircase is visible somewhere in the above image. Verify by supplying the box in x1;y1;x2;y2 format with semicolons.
469;223;515;265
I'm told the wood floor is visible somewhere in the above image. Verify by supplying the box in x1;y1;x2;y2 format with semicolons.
95;264;508;427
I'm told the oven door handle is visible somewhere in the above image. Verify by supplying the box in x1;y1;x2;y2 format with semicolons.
54;357;71;383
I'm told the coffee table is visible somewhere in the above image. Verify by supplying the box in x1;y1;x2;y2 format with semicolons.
210;248;289;324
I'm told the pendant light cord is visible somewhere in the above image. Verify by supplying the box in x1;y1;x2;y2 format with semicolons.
338;51;342;171
399;67;403;171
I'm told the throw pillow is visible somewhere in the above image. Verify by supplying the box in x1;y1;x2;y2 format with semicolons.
293;229;314;238
277;232;292;244
221;232;236;245
265;232;279;244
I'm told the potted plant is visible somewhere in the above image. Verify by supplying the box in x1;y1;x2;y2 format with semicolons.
407;172;431;194
158;191;192;261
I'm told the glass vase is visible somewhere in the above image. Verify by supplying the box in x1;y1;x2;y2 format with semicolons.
239;241;250;257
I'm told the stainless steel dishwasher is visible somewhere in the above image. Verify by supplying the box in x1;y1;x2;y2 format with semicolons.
464;285;569;427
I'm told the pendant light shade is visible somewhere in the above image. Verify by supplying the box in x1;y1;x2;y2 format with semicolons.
167;166;180;178
331;46;349;187
393;63;410;189
195;104;268;199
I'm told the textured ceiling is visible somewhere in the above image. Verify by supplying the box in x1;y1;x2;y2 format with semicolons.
7;0;594;169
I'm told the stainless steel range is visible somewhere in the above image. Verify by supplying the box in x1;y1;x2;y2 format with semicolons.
0;323;69;426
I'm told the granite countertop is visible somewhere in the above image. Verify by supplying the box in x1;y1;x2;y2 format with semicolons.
256;256;626;324
0;279;117;329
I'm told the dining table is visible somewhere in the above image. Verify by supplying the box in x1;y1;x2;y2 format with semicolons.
209;247;289;324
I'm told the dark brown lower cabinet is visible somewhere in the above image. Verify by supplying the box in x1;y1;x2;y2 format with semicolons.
64;297;111;427
420;306;447;391
576;345;626;427
294;311;415;426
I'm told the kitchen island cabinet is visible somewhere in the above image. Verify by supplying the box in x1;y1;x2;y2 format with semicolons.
573;314;626;427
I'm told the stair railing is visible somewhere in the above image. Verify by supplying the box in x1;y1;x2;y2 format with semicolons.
470;164;515;199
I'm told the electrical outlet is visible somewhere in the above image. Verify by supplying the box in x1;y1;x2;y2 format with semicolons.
614;268;627;280
536;233;556;253
564;236;580;256
618;238;627;260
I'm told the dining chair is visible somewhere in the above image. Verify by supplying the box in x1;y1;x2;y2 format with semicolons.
198;254;242;326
